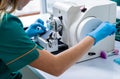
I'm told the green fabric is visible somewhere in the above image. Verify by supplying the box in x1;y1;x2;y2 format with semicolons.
0;59;9;74
0;13;43;78
111;0;120;40
0;59;11;79
115;18;120;41
111;0;120;6
9;71;22;79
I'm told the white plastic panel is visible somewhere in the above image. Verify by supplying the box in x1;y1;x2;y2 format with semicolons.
77;17;102;42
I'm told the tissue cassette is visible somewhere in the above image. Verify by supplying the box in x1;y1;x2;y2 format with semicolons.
52;0;117;62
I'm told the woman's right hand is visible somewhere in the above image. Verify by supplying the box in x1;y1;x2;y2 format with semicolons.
87;22;116;45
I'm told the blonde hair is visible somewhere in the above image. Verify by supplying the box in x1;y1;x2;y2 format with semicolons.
0;0;18;20
0;0;18;13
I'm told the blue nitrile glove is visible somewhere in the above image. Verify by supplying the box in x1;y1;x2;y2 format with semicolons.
35;18;44;25
87;22;116;45
26;22;46;37
114;58;120;65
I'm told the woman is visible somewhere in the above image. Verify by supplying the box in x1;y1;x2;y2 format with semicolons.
0;0;116;79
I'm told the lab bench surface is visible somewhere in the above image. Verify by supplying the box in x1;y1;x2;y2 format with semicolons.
22;41;120;79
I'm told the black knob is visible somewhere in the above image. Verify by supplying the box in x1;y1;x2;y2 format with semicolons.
80;6;87;12
88;52;96;56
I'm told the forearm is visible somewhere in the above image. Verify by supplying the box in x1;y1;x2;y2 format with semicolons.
55;36;94;74
30;36;94;76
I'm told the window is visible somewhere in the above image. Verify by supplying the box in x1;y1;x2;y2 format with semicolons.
13;0;40;17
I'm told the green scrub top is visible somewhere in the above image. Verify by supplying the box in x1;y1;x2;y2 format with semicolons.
111;0;120;6
0;13;43;79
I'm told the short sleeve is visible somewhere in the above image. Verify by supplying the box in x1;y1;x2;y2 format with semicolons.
0;13;43;72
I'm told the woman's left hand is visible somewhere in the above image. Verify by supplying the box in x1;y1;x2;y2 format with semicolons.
25;19;46;37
